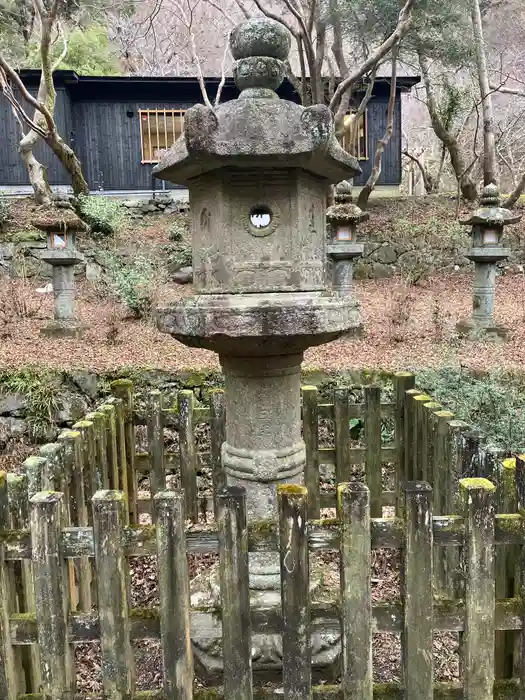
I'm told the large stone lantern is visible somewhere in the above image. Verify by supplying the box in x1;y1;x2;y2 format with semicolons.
33;211;87;338
326;180;367;293
154;16;362;675
456;184;520;339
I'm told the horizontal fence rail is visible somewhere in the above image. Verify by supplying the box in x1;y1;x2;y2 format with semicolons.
0;477;523;699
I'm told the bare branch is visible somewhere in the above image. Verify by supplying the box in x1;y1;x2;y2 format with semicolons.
328;0;415;114
215;30;230;107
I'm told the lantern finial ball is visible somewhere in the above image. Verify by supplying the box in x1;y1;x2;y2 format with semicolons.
480;183;500;207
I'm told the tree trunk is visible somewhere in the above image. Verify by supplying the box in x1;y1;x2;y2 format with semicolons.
471;0;498;185
20;137;52;205
357;48;398;209
46;132;89;196
402;150;436;194
503;170;525;209
419;52;478;201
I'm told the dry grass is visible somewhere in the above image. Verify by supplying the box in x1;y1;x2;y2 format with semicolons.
0;271;524;373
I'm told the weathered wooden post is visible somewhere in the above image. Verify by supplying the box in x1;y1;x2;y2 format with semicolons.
154;491;193;699
278;485;310;700
111;379;137;523
338;482;372;700
154;14;363;673
0;471;17;700
30;492;75;698
394;372;415;514
460;478;496;700
218;486;252;700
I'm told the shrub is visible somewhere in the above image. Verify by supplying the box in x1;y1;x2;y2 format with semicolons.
101;252;160;318
168;217;189;242
167;242;192;271
76;194;125;237
0;368;60;438
417;367;525;452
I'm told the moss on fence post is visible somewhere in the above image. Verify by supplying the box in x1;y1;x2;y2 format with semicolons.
394;372;415;515
178;390;198;523
0;471;17;700
111;379;137;525
148;390;165;502
210;389;226;520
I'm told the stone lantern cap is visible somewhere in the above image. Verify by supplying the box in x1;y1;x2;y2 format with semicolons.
32;209;88;234
152;18;361;186
326;180;370;225
460;183;521;228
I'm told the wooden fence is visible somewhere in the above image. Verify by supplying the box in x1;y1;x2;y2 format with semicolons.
2;370;523;695
1;476;525;699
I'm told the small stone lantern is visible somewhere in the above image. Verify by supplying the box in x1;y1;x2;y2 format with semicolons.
456;184;521;339
326;180;368;293
33;211;87;338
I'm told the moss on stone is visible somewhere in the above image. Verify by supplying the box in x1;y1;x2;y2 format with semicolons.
460;477;496;491
129;606;159;619
277;484;308;497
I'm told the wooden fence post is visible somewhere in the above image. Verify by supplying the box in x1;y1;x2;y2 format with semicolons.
58;429;92;612
86;410;109;490
338;482;372;700
301;386;320;519
461;478;495;700
364;386;382;518
210;389;226;520
334;388;350;486
493;456;518;680
8;472;40;692
38;442;67;495
432;409;455;597
154;491;193;699
93;490;134;698
72;420;96;516
217;486;252;700
0;471;17;700
404;389;424;483
412;394;432;482
111;398;129;505
148;390;165;501
278;484;310;700
178;390;198;523
30;491;75;698
402;481;433;700
394;372;415;514
100;404;120;492
111;379;137;524
421;401;441;484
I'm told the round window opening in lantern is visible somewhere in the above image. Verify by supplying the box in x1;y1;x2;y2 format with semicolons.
249;206;272;229
482;228;500;246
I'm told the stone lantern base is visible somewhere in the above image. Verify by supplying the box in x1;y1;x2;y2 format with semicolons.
455;318;508;341
40;321;85;338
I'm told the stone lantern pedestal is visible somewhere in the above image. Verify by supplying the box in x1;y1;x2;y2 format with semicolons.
456;184;520;340
33;211;87;338
154;16;362;678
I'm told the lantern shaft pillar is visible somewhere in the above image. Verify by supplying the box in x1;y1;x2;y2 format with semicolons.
52;265;76;322
472;261;496;327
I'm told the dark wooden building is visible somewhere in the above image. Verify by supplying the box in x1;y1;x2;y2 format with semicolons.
0;70;419;193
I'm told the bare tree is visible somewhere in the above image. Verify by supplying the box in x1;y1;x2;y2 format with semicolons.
0;0;89;203
357;46;398;208
471;0;498;185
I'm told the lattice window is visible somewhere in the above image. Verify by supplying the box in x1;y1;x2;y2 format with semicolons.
342;111;368;160
139;109;185;163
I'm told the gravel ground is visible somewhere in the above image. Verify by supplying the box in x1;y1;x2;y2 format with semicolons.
0;270;524;372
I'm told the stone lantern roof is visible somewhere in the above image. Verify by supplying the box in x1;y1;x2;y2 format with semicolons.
460;183;521;228
152;18;361;186
32;209;88;233
326;180;370;225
